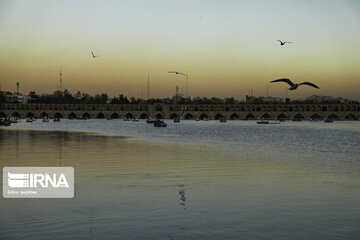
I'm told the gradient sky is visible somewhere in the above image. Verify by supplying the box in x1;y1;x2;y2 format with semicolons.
0;0;359;100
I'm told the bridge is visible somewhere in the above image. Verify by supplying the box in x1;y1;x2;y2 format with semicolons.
0;103;359;120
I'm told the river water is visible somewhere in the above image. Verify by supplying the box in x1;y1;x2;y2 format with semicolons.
0;119;360;239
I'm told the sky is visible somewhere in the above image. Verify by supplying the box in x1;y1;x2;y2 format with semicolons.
0;0;359;100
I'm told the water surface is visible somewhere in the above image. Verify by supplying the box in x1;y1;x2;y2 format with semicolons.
0;120;360;239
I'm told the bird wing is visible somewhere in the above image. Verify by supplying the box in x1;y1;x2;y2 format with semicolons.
277;40;283;44
298;82;319;89
270;78;295;87
285;41;292;43
91;51;95;57
168;71;177;74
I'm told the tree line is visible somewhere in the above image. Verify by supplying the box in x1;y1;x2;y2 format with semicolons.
25;90;237;104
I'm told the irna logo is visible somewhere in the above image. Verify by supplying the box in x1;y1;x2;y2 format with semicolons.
8;172;69;188
3;167;74;198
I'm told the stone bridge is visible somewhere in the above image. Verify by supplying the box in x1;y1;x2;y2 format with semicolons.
0;103;359;120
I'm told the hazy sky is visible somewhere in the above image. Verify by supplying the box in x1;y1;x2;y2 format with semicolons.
0;0;359;100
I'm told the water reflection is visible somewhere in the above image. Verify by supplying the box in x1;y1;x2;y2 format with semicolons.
0;128;360;239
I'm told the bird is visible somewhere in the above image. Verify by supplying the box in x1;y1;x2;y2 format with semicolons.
91;51;99;58
277;40;291;46
168;71;186;76
270;78;319;90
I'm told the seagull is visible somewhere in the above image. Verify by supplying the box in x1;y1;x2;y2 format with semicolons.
168;71;186;76
91;51;99;58
270;78;319;90
277;40;291;46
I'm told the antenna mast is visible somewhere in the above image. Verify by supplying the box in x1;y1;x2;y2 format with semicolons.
147;72;150;99
186;72;188;97
59;66;63;92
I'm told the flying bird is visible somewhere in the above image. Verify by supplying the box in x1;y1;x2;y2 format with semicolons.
270;78;319;90
277;40;291;46
91;51;99;58
168;71;186;76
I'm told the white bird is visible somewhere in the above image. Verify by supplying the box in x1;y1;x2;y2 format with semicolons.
277;40;292;46
91;51;99;58
270;78;319;90
168;71;186;76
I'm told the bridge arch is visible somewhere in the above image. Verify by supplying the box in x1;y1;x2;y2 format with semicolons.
328;114;338;120
277;113;287;120
0;112;6;118
261;113;272;120
345;114;356;120
96;112;105;119
125;113;134;119
185;113;194;120
310;113;322;120
111;113;119;119
230;113;239;120
199;113;209;120
245;113;255;120
54;112;62;118
40;112;48;118
68;112;77;119
83;112;91;119
170;113;178;119
155;113;163;119
26;112;35;118
294;113;304;121
215;113;224;120
139;113;149;119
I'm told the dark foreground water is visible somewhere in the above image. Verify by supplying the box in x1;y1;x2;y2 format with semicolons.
0;120;360;239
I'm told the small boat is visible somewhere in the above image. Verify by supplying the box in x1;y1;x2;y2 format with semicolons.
257;120;269;124
11;118;18;123
124;118;131;121
203;118;209;121
132;118;139;122
154;120;167;127
31;117;36;121
146;118;156;124
324;119;333;123
220;119;227;123
53;118;60;122
195;118;200;121
0;118;11;126
42;117;49;122
26;118;33;122
174;118;180;123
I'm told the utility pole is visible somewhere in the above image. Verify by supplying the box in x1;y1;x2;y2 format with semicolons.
59;66;63;92
147;72;150;99
186;72;189;97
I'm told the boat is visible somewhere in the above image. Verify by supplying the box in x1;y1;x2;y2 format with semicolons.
257;120;269;124
53;118;60;122
146;118;156;124
324;119;333;123
132;118;139;122
154;120;167;127
220;119;227;123
26;118;33;122
124;118;131;121
11;118;18;123
42;117;49;122
174;118;180;123
195;118;200;121
0;118;11;126
203;118;209;121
